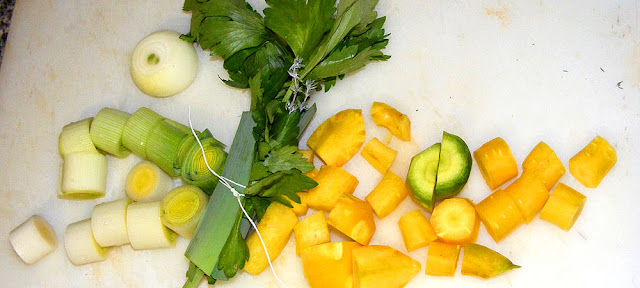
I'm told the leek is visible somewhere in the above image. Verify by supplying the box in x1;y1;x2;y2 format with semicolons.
91;198;132;247
184;112;256;278
180;135;227;192
58;118;98;156
121;107;165;157
90;108;131;158
146;119;191;176
64;219;109;265
126;201;177;250
125;161;173;202
60;152;107;199
161;185;209;239
9;215;57;264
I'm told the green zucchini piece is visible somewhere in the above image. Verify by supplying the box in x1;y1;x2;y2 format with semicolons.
434;131;472;200
406;143;440;212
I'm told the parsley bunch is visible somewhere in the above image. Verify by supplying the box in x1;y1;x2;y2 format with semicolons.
181;0;389;285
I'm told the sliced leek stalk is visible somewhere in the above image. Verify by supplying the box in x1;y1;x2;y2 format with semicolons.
60;152;107;199
161;185;209;239
90;108;131;158
58;118;98;156
180;136;227;192
126;201;177;250
146;119;191;176
125;161;173;202
121;107;165;158
9;215;57;264
130;30;198;97
91;198;132;247
64;219;109;265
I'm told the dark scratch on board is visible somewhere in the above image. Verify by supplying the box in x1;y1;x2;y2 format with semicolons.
617;81;624;89
563;70;568;73
578;231;587;240
600;67;605;72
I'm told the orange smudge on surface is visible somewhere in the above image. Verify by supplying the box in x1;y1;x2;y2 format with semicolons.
486;6;511;27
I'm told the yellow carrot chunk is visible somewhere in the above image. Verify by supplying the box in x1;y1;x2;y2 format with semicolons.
569;136;616;188
461;243;520;279
539;183;587;231
327;194;376;245
473;137;518;190
475;189;524;242
504;174;549;223
303;168;319;180
286;192;309;217
522;142;565;190
398;209;438;252
425;242;460;276
301;242;361;288
365;171;409;218
370;102;411;141
244;203;298;275
430;198;479;245
360;138;398;174
352;245;421;288
306;165;359;212
294;211;331;255
307;109;365;167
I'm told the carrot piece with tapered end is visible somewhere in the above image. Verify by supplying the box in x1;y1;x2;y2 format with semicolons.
365;171;409;219
352;245;421;288
307;109;365;167
473;137;518;190
569;136;616;188
361;137;398;174
286;192;309;217
370;102;411;141
504;174;549;223
301;242;361;288
461;243;520;279
475;189;524;242
539;183;587;231
430;198;479;245
522;142;565;190
425;242;460;276
398;209;438;252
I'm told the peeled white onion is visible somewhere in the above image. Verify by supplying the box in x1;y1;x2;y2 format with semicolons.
130;30;198;97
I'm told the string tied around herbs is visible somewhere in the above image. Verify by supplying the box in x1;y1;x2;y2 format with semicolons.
187;107;290;288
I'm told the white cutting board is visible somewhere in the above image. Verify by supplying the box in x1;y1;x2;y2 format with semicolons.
1;0;639;287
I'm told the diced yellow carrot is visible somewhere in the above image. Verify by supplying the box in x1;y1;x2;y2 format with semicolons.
461;243;520;279
425;242;460;276
287;192;309;217
297;149;315;163
569;136;616;188
327;194;376;245
303;168;319;180
365;171;409;218
306;165;359;212
503;174;549;223
430;198;479;245
294;211;331;255
475;189;524;242
473;137;518;190
539;183;587;231
307;109;365;167
370;102;411;141
398;209;438;252
360;138;398;174
244;202;298;275
352;245;421;288
301;242;361;288
522;142;565;190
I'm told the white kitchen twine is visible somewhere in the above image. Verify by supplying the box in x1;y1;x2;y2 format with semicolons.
187;107;290;288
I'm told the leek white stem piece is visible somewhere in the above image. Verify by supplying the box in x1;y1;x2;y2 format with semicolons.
121;107;165;158
58;118;98;156
125;161;173;202
60;152;107;199
161;185;209;239
130;30;198;97
90;108;131;158
126;201;177;250
64;219;109;265
91;198;132;247
9;215;57;264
